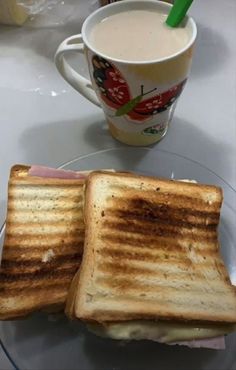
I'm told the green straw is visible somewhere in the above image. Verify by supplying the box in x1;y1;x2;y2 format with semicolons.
166;0;194;27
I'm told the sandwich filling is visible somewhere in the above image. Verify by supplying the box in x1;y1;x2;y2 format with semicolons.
88;320;235;343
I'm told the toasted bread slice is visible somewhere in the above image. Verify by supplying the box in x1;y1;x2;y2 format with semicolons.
0;165;85;320
74;171;236;324
65;268;81;320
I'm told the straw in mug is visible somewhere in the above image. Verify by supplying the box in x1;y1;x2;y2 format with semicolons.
166;0;194;27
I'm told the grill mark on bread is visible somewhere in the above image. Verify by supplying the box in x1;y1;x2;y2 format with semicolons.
0;279;73;295
96;276;142;291
112;195;221;212
101;234;217;255
4;232;84;244
7;201;83;212
108;187;222;211
103;220;217;242
109;211;217;231
108;196;219;226
1;253;82;268
2;244;84;260
98;261;154;276
98;247;218;265
97;259;225;279
105;196;219;234
7;195;83;204
0;265;80;282
95;271;234;299
0;260;80;276
6;219;84;228
109;208;219;230
6;207;83;217
8;183;84;189
4;229;84;237
95;276;230;297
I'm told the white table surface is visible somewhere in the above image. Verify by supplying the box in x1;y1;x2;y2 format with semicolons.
0;0;235;368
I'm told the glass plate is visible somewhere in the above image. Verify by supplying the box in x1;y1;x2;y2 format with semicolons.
1;148;236;370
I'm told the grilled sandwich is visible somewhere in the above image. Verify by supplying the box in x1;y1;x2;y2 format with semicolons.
0;165;85;320
71;171;236;344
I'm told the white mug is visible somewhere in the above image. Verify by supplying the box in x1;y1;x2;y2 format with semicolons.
55;0;197;146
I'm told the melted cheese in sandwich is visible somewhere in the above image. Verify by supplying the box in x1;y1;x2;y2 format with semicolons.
88;321;235;342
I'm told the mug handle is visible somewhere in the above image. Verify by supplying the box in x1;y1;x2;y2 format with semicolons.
54;34;101;107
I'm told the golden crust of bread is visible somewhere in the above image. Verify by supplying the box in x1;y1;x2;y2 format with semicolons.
65;268;81;320
0;165;84;320
74;171;236;324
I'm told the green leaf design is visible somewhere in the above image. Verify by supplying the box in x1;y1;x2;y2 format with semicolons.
142;125;166;136
143;127;159;135
115;95;142;117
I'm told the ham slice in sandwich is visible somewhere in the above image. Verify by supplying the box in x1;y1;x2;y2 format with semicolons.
29;166;228;350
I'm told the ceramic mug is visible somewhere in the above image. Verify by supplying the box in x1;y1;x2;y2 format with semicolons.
55;0;197;146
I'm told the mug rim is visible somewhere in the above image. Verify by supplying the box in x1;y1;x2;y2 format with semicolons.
81;0;197;65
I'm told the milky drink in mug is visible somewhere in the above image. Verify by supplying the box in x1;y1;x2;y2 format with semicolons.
90;10;190;61
55;1;197;146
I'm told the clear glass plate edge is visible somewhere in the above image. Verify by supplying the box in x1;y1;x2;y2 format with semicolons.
58;147;236;193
